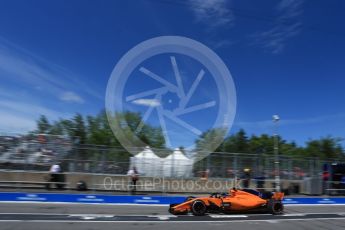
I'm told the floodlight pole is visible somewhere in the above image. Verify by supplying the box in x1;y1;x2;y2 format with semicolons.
273;115;280;192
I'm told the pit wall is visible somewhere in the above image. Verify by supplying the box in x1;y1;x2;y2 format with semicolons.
0;171;302;194
0;192;344;205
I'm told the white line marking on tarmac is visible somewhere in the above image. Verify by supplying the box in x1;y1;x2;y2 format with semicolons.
68;214;114;218
266;220;280;224
284;204;345;206
1;201;345;207
81;216;96;220
0;201;169;206
2;212;345;217
282;213;306;217
0;217;345;223
147;215;177;220
209;215;248;218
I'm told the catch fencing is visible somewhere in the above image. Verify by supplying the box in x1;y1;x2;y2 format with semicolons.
0;135;342;179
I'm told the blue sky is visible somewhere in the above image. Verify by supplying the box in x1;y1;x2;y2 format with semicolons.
0;0;344;148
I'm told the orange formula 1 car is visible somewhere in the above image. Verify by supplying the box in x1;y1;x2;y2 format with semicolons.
169;189;284;216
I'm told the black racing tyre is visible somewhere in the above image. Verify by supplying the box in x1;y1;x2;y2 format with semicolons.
267;199;284;215
191;200;207;216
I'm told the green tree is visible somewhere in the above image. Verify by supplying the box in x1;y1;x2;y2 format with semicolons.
305;137;344;160
248;135;265;154
72;113;86;144
86;110;119;146
36;115;51;134
195;128;227;152
60;119;75;137
221;129;250;153
113;111;166;149
48;120;64;135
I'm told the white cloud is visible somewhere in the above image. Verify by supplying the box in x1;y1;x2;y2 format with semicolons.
254;0;304;54
276;0;303;17
59;91;85;104
188;0;234;29
0;98;73;134
132;99;161;107
0;99;72;121
0;36;98;134
0;36;103;101
209;39;236;49
0;111;36;134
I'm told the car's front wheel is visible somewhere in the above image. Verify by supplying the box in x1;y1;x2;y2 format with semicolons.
191;200;207;216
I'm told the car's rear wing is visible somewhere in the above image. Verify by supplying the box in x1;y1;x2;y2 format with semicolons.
272;192;284;201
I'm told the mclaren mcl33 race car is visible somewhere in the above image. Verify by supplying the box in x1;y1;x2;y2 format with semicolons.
169;189;284;216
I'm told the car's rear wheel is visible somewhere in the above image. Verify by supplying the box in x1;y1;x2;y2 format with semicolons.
267;199;284;215
191;200;207;216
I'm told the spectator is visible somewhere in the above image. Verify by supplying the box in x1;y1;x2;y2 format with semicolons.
340;175;345;194
46;163;63;190
127;167;139;194
254;173;266;191
322;170;330;194
201;169;210;180
242;168;251;188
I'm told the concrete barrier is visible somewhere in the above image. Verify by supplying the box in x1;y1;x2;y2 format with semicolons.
0;171;304;194
0;192;345;205
0;192;185;205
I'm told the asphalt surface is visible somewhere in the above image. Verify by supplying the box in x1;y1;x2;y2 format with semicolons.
0;203;344;230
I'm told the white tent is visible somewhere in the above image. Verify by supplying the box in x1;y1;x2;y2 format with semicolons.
129;146;162;177
163;148;193;178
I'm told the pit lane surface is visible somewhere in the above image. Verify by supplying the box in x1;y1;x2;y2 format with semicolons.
0;203;344;230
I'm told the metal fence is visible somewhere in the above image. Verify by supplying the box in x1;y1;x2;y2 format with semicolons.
0;135;341;180
1;135;345;194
